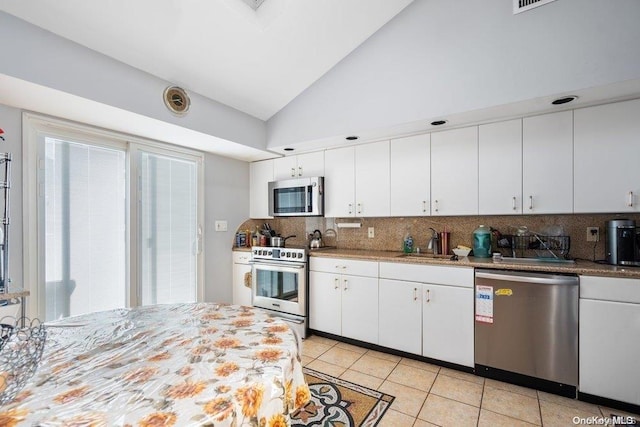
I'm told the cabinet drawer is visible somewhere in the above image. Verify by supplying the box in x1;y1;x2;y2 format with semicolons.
580;275;640;304
233;251;251;264
379;262;473;287
310;257;378;277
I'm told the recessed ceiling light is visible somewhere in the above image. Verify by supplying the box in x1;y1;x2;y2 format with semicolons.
430;120;447;126
283;147;294;151
551;95;578;105
345;136;359;141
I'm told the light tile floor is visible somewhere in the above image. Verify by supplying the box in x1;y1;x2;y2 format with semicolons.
301;335;640;427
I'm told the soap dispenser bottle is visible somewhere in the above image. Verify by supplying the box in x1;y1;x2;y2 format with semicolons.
403;229;414;254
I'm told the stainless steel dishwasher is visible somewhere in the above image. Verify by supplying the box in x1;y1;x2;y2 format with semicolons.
474;269;579;397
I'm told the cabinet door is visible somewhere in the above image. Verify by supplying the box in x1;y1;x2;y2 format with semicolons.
379;279;422;355
309;271;342;335
574;99;640;213
324;147;355;217
249;160;273;219
390;134;430;216
423;285;474;367
232;263;253;307
355;141;390;217
341;275;378;344
296;152;325;178
431;127;478;216
522;111;573;214
273;156;298;180
479;119;522;215
580;299;640;405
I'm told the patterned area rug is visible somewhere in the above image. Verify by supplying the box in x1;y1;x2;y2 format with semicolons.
291;368;395;426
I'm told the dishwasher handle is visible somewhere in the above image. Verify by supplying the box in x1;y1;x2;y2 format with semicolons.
475;271;578;286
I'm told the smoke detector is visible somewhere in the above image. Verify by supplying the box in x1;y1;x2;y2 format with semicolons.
163;86;190;116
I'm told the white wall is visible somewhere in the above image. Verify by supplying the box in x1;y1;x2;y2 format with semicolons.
0;11;266;152
267;0;640;147
203;153;249;303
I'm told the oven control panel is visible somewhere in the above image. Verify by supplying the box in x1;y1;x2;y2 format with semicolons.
252;247;306;262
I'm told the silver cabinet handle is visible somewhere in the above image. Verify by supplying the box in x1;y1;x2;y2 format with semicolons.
334;277;339;290
528;195;533;210
348;203;353;215
298;166;303;177
512;196;517;211
357;202;362;214
434;200;439;213
628;191;634;207
343;279;348;291
413;288;418;301
426;289;430;303
290;167;295;177
422;200;427;213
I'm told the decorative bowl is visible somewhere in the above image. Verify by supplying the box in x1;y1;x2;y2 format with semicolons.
452;248;471;257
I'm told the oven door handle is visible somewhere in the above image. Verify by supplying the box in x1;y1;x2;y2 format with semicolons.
250;261;306;270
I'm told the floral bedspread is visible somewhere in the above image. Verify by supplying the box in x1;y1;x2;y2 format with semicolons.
0;303;310;426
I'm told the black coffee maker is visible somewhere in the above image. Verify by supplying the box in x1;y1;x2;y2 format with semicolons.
605;219;640;266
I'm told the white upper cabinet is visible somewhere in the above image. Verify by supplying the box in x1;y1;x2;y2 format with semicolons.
273;151;325;180
324;146;356;217
574;99;640;213
479;119;523;215
249;159;273;219
390;134;430;216
522;111;573;214
355;141;390;217
431;127;478;216
325;141;390;217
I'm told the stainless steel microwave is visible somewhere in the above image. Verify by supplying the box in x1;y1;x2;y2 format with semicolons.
268;176;324;217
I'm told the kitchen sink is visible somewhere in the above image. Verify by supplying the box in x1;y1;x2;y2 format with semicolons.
396;253;453;259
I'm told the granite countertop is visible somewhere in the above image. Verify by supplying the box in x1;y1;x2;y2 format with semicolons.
308;248;640;279
232;246;640;278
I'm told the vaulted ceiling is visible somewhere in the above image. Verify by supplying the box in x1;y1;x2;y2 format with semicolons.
0;0;414;120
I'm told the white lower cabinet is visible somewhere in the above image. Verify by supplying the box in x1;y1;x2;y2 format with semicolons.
379;279;422;354
579;276;640;406
232;252;252;306
309;258;378;344
379;262;474;367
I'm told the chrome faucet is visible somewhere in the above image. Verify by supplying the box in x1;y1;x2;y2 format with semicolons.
427;228;439;255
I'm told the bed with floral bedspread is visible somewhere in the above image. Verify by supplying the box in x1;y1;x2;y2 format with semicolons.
0;303;310;426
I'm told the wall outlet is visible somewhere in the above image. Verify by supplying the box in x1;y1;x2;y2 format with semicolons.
215;220;228;232
368;227;375;238
586;226;599;242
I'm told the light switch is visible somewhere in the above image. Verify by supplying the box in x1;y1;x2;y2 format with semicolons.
215;220;228;232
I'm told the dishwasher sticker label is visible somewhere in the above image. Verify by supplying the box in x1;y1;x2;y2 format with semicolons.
495;288;513;296
475;285;494;324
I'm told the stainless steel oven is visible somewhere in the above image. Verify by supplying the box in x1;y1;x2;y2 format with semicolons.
251;247;308;338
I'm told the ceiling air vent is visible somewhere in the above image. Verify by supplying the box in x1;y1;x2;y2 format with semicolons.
241;0;266;11
513;0;557;14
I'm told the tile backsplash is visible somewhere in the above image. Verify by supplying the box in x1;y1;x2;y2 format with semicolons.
236;213;640;261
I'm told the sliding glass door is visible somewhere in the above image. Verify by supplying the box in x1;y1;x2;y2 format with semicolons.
44;138;126;321
138;150;198;305
27;115;204;321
